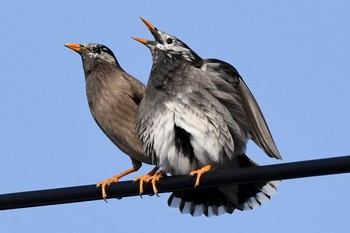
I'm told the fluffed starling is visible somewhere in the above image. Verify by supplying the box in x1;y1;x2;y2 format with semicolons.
134;18;281;216
65;43;156;199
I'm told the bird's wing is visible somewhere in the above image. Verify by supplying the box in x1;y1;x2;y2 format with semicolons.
169;66;251;163
203;59;281;159
122;72;146;105
237;77;281;159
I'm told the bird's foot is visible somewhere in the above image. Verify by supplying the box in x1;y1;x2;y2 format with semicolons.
134;166;158;195
189;163;218;187
96;177;121;201
146;171;166;195
96;167;137;200
134;168;165;195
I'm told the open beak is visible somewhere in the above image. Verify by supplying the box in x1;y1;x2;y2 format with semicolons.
64;43;82;53
132;37;149;45
140;17;162;43
140;17;157;32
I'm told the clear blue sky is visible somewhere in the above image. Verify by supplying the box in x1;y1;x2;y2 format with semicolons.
1;1;349;232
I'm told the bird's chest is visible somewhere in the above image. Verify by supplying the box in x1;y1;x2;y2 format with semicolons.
87;85;113;114
142;101;198;175
86;79;129;128
149;61;194;95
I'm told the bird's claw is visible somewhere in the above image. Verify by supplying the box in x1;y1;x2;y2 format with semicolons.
147;171;166;195
96;177;121;201
134;174;154;195
96;167;139;200
189;163;217;187
134;170;166;195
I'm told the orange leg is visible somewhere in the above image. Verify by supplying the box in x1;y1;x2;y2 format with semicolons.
96;167;138;200
190;163;218;187
133;166;161;195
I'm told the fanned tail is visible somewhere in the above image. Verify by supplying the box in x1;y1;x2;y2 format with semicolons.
167;154;280;217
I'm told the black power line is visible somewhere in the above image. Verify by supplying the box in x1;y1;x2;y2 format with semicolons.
1;155;350;211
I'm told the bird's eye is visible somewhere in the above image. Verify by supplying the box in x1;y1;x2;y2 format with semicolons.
93;47;101;53
95;46;106;54
166;38;174;44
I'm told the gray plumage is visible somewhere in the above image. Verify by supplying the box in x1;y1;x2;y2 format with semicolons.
135;18;281;216
65;43;153;198
201;59;281;158
137;56;245;173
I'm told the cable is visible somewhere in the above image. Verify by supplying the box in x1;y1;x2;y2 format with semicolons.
1;155;350;211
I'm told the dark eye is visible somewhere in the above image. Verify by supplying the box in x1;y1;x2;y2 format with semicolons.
94;47;102;53
94;46;107;54
166;38;173;44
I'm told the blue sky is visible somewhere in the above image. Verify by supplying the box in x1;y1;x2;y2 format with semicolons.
1;1;349;232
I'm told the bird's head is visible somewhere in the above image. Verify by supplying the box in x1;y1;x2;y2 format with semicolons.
133;17;201;63
65;43;119;73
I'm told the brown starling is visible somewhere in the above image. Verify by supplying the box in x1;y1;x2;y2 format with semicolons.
65;43;156;199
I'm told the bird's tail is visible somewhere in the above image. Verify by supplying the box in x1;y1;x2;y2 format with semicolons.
167;154;280;217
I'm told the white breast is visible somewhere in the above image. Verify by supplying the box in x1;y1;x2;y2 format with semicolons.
149;99;237;175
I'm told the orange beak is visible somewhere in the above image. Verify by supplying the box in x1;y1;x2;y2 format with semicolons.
139;17;162;43
64;43;81;52
140;17;157;31
132;37;149;45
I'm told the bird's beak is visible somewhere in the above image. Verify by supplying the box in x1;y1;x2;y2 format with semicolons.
65;43;82;53
132;37;157;49
140;17;162;43
140;17;157;32
132;37;149;45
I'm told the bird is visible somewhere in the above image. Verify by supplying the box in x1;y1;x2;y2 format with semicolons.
133;18;281;216
65;43;157;200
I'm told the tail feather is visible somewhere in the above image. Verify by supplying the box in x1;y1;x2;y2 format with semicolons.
238;155;281;210
239;180;280;210
168;188;235;217
167;154;280;217
236;154;280;210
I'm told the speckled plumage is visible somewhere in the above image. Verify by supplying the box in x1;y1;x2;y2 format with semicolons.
135;19;281;216
137;52;246;174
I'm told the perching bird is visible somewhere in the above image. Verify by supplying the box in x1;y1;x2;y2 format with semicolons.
65;43;156;199
134;18;281;216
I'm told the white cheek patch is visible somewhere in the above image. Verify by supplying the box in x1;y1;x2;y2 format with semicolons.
156;43;165;50
163;43;189;54
88;52;98;58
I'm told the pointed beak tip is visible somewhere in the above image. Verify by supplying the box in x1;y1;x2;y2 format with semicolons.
140;17;156;31
132;37;149;45
64;43;81;52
